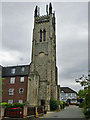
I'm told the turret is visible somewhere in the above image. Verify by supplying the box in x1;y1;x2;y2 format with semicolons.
35;6;38;17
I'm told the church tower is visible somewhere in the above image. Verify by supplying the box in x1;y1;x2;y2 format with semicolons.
27;3;59;110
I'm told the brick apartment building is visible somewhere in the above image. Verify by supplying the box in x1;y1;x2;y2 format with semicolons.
2;65;30;104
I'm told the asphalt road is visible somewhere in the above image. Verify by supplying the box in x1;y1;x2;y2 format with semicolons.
38;105;87;120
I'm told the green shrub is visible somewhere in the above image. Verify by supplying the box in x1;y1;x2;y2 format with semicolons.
1;102;7;107
7;103;12;108
12;103;25;108
79;99;85;108
60;101;66;109
83;106;90;118
79;103;84;108
60;101;63;109
63;101;66;108
50;98;59;111
1;102;25;108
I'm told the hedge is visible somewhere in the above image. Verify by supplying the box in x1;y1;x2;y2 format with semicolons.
1;102;25;108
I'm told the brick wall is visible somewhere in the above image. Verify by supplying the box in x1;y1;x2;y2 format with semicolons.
2;76;28;103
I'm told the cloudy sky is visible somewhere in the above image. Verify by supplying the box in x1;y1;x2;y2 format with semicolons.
0;2;88;92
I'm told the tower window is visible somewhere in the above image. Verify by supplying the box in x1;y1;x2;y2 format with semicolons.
43;29;46;41
40;30;42;42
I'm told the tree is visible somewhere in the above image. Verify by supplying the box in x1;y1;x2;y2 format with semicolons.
77;89;88;99
75;74;90;87
75;71;90;108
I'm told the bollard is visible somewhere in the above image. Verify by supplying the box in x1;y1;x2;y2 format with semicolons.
36;112;38;118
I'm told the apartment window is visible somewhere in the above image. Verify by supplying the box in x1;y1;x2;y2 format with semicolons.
20;77;24;82
11;68;15;74
8;100;13;104
19;100;23;103
10;77;15;84
21;67;25;72
19;88;24;94
9;89;14;95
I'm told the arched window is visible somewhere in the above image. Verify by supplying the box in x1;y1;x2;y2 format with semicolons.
43;29;46;41
40;30;42;42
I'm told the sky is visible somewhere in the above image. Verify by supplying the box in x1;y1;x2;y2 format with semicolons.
0;2;88;92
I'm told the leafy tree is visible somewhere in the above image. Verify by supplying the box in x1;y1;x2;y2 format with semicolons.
75;71;90;118
75;74;89;87
75;71;90;106
77;89;88;98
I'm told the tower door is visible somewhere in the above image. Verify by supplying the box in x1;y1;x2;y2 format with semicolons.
41;100;45;106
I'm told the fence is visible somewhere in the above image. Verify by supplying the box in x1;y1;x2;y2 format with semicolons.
27;106;44;117
4;107;23;118
1;106;44;119
27;107;35;116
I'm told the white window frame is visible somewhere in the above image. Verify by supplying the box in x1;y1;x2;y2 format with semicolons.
8;100;13;104
19;88;24;94
21;67;25;72
11;68;15;74
66;93;68;97
19;100;23;103
9;89;14;95
61;91;64;93
20;77;24;82
71;93;72;96
10;77;15;84
74;94;76;96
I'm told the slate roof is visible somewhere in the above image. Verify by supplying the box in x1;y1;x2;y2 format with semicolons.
60;87;77;94
2;65;30;77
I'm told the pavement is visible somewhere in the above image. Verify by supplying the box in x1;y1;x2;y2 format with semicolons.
38;105;88;120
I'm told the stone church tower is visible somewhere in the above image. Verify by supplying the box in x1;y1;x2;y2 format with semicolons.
27;3;60;110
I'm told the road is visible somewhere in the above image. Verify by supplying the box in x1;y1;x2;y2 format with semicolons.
2;105;88;120
39;105;87;120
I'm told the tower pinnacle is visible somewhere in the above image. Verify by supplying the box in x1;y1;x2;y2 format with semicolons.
49;3;52;14
35;6;38;17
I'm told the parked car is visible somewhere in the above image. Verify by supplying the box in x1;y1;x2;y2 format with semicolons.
76;102;80;106
66;101;69;106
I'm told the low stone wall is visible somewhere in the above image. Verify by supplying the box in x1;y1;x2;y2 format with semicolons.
1;106;44;119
